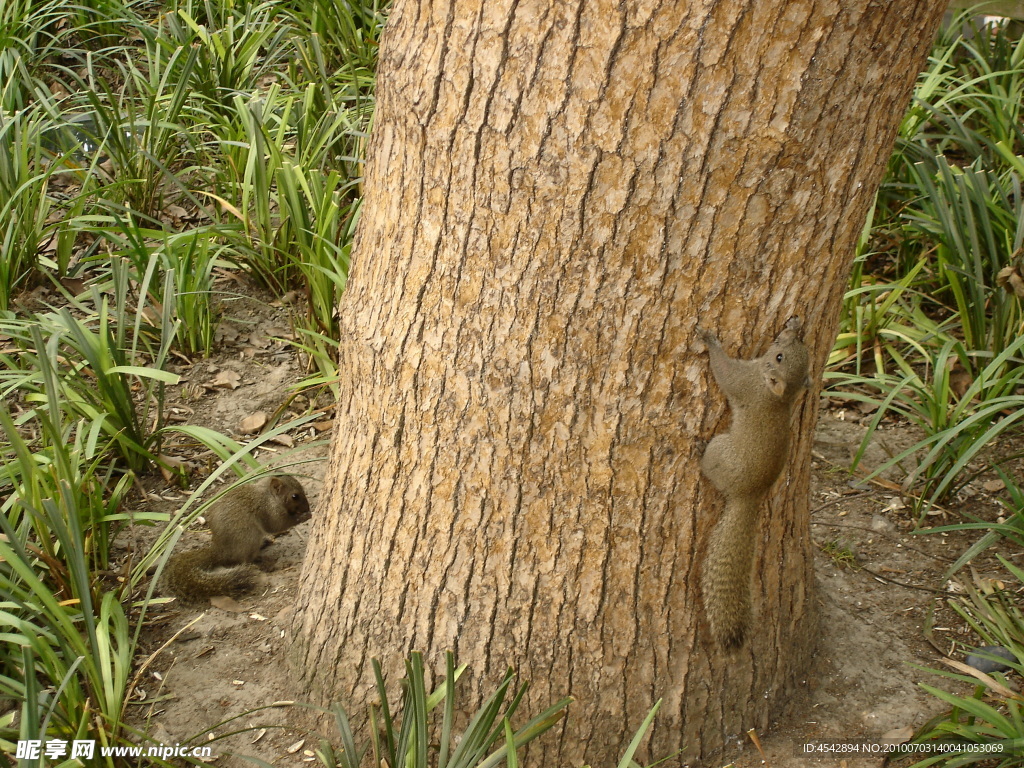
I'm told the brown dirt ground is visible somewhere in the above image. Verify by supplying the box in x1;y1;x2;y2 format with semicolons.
120;286;1022;768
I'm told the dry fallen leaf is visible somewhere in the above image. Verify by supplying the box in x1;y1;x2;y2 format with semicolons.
210;595;246;612
59;276;89;296
941;657;1019;698
37;230;59;256
239;411;267;434
264;324;293;341
881;726;913;743
216;324;241;344
268;433;294;447
286;740;305;754
165;203;189;220
883;496;906;512
140;301;164;328
158;454;191;483
997;264;1024;298
270;290;300;307
210;370;242;390
983;479;1006;493
311;419;335;432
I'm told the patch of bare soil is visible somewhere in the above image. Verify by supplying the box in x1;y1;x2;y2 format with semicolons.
125;292;1019;767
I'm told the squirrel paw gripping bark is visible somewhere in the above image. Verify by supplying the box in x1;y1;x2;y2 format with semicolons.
698;316;811;650
164;475;311;603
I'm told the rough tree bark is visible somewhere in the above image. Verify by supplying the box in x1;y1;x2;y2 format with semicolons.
293;0;947;763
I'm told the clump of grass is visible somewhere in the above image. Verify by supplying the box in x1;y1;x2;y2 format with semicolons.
0;306;180;474
826;333;1024;513
819;540;858;568
161;0;295;116
158;228;226;357
831;13;1024;522
284;0;384;78
901;157;1023;355
0;107;63;311
318;652;570;768
0;0;74;111
312;651;671;768
0;405;136;750
277;161;356;336
907;560;1024;767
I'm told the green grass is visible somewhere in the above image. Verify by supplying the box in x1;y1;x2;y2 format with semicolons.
830;19;1024;762
907;558;1024;767
833;13;1024;523
0;402;137;754
0;107;63;311
826;333;1024;511
0;0;377;755
310;651;671;768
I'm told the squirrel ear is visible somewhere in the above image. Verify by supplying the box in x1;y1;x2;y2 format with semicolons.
269;476;283;491
766;373;786;398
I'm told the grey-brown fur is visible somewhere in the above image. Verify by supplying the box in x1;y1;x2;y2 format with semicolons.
164;475;311;602
698;316;810;650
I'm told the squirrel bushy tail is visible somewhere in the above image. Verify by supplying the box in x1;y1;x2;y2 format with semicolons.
164;547;261;602
701;497;759;650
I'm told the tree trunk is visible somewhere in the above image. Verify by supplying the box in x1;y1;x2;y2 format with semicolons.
293;0;946;763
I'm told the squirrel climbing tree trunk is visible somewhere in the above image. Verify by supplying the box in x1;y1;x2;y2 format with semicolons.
293;0;947;763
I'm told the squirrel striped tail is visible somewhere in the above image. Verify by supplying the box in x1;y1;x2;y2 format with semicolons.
701;498;760;651
164;548;261;602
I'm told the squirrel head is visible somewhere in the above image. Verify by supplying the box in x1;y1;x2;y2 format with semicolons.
763;316;811;400
270;475;312;523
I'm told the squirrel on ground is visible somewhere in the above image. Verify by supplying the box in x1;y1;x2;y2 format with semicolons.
697;316;811;651
164;475;311;602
